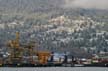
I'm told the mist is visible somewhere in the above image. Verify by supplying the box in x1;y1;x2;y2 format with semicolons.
64;0;108;9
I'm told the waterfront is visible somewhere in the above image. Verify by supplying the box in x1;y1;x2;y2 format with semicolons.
0;67;107;71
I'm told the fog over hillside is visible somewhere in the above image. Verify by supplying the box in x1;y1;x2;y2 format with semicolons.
64;0;108;9
0;0;108;10
0;0;108;13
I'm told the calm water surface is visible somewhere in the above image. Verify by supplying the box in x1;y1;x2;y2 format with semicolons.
0;67;108;71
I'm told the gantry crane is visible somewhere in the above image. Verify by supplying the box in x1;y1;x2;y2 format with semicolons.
7;32;23;64
6;32;51;66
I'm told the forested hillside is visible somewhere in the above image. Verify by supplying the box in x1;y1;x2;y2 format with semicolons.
0;0;108;57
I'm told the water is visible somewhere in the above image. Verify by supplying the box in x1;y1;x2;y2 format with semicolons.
0;67;107;71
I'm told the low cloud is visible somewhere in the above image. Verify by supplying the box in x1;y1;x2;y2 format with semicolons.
64;0;108;9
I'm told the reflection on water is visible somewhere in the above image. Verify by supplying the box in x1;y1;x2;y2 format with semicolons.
0;67;108;71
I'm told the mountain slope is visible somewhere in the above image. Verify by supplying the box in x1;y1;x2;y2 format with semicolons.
0;0;64;13
0;0;108;56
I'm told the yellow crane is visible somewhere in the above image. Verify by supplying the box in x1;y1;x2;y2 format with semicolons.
6;32;51;66
7;32;23;64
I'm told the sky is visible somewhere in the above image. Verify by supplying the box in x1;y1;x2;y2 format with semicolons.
64;0;108;9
